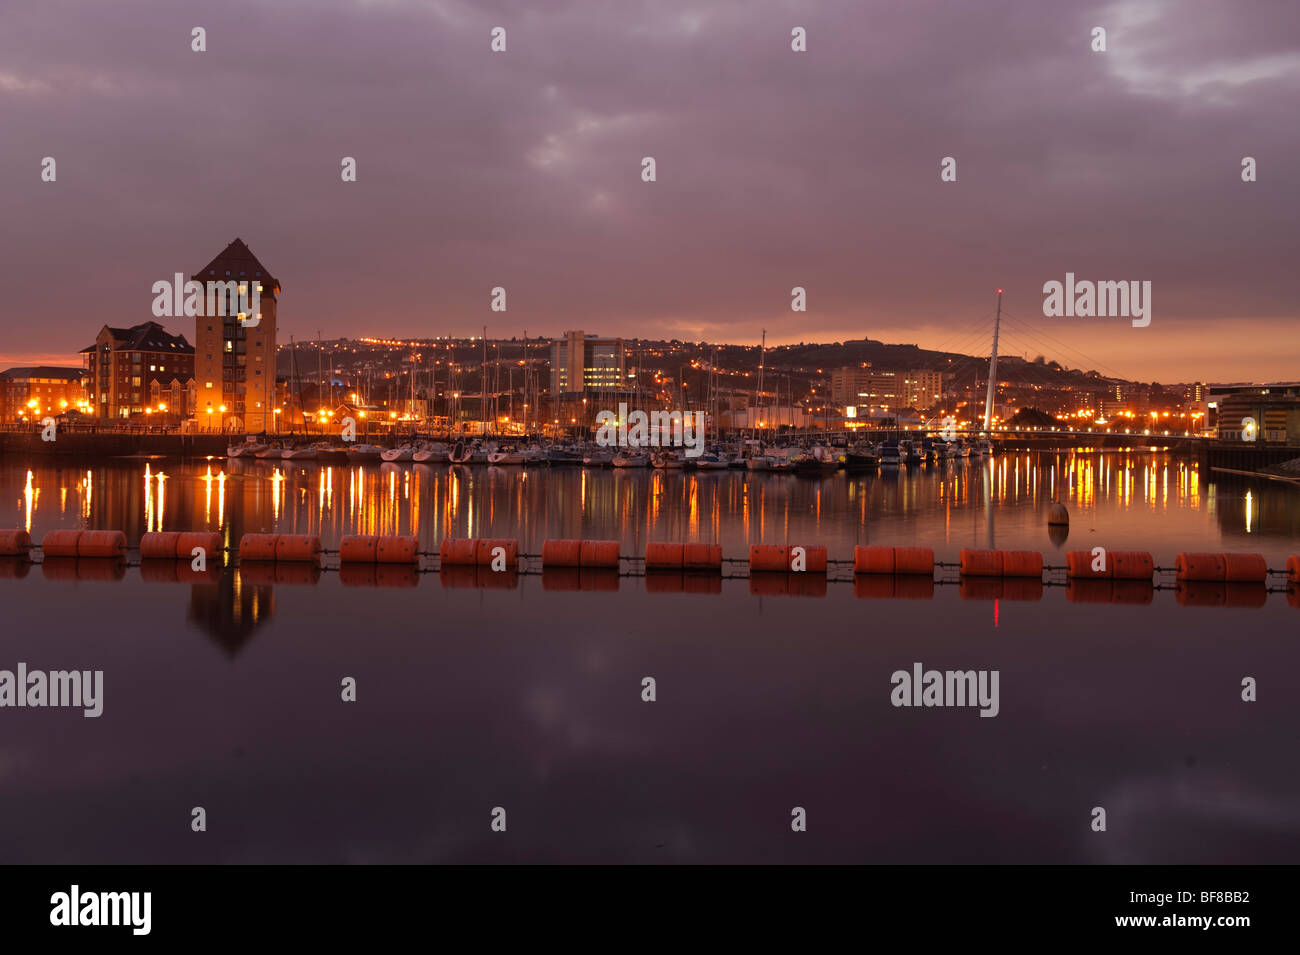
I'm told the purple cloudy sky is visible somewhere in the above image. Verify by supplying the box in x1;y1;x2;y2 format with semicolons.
1;0;1296;381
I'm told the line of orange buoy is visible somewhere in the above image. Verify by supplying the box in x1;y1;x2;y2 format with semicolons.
2;529;1298;605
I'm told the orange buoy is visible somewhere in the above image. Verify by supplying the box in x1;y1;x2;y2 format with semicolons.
854;546;895;575
238;534;280;561
1222;553;1267;583
0;529;32;557
1001;550;1043;578
377;535;420;563
439;538;477;566
748;545;788;573
1288;555;1300;583
682;543;722;571
1111;551;1154;580
77;530;126;558
791;545;827;573
894;547;935;576
960;549;1003;577
275;534;321;562
40;530;83;558
1175;552;1226;582
139;532;181;560
1066;550;1109;579
646;542;684;570
175;532;223;563
542;539;582;568
473;538;518;568
340;535;379;563
579;539;620;568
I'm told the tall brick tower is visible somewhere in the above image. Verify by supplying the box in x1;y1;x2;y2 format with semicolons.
191;238;279;433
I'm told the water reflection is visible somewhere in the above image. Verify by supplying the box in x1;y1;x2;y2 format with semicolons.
3;452;1296;558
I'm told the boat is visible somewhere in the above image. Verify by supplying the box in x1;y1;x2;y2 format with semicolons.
412;442;449;464
521;446;548;465
693;449;730;470
312;442;349;464
345;443;383;463
796;444;840;474
281;445;318;461
227;441;267;459
845;443;879;472
612;450;649;468
974;438;993;457
254;443;284;459
380;445;416;463
651;450;686;469
583;448;614;467
546;445;584;465
900;439;923;466
448;441;474;464
487;448;525;465
879;440;902;468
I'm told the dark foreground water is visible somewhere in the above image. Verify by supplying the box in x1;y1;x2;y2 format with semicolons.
1;451;1298;863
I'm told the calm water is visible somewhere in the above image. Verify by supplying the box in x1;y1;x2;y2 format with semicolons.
2;451;1298;863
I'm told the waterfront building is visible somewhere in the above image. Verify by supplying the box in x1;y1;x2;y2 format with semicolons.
192;238;280;433
0;366;88;422
1210;383;1300;446
80;322;194;420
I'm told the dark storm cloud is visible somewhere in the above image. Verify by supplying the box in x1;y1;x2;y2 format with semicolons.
0;0;1296;380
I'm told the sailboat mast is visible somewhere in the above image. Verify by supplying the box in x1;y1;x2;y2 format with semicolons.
983;289;1003;432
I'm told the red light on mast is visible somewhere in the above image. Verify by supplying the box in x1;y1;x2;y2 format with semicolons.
996;288;1003;294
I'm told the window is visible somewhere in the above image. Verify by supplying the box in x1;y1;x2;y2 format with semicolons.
132;377;141;386
224;341;233;353
149;364;155;371
206;382;213;389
